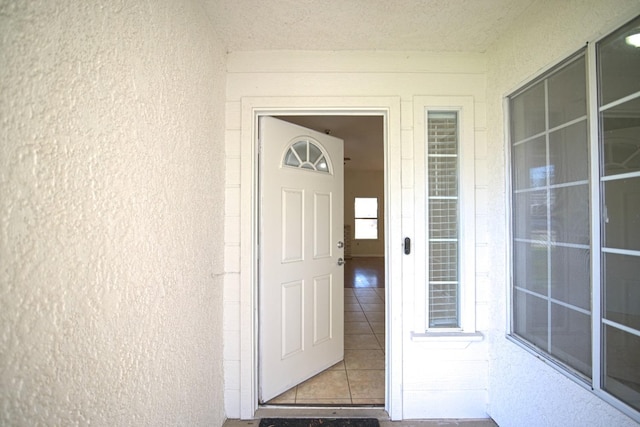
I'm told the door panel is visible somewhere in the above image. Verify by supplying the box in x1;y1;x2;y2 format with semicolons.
314;192;332;258
282;280;304;358
282;189;304;262
259;116;345;403
313;275;332;344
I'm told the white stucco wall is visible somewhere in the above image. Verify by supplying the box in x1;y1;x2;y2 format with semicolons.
485;1;640;426
1;1;227;425
223;51;491;419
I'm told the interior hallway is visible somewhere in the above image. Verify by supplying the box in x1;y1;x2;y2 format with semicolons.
266;257;385;406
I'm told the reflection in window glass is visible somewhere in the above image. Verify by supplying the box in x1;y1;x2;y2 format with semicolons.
598;16;640;413
509;49;591;379
508;16;640;418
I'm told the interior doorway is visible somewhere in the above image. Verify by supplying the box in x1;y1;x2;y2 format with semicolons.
261;115;386;406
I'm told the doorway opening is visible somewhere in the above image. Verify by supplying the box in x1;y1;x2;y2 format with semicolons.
260;114;386;407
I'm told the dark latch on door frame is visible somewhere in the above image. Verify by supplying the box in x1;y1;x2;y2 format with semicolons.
404;237;411;255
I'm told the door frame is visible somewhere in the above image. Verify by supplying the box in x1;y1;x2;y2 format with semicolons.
238;96;403;419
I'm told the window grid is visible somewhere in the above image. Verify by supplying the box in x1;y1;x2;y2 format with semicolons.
596;16;640;415
283;139;331;173
510;50;592;381
510;15;640;421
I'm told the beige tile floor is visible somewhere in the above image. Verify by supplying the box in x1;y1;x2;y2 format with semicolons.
266;259;386;406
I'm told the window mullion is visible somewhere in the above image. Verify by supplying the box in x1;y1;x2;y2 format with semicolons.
587;40;602;392
544;79;553;355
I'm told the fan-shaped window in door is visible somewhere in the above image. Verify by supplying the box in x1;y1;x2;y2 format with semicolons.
283;139;331;173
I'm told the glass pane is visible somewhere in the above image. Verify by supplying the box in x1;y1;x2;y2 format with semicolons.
549;120;589;185
597;15;640;106
355;218;378;239
429;282;458;328
514;290;548;349
550;303;591;378
602;97;640;176
514;190;548;241
316;155;328;172
428;156;457;197
429;199;457;239
354;197;377;218
550;246;590;310
292;141;308;161
547;55;587;128
603;177;640;251
285;148;300;167
514;241;548;296
511;81;546;142
429;242;457;282
513;136;547;190
550;184;589;245
604;253;640;331
308;143;322;164
603;325;640;412
428;111;458;155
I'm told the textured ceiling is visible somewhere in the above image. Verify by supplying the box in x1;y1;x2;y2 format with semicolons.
204;0;536;53
204;0;538;171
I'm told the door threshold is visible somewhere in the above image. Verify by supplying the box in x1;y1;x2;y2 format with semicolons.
255;406;389;420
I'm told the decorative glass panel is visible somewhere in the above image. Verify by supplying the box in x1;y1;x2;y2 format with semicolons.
283;139;331;173
427;111;459;328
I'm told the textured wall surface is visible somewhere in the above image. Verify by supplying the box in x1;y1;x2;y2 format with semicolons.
485;1;640;426
1;1;226;425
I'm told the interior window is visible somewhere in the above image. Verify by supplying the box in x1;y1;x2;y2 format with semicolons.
354;197;378;239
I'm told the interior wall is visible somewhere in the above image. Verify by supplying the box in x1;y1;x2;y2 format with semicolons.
1;1;227;425
223;50;491;419
485;1;640;426
345;170;385;257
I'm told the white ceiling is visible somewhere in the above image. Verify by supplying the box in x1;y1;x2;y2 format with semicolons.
204;0;536;53
204;0;537;171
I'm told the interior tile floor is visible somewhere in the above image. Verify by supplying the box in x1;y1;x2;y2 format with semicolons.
266;257;385;406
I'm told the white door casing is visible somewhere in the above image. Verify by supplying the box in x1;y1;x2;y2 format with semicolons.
259;116;345;402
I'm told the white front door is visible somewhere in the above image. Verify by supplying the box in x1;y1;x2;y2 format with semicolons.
259;116;345;403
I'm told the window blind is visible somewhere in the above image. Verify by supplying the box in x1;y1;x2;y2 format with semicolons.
427;112;459;328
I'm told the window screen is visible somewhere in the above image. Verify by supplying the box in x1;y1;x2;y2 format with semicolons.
509;51;592;378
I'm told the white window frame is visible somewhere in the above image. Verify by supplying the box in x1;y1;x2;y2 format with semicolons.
412;96;478;339
354;197;379;240
505;17;640;422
